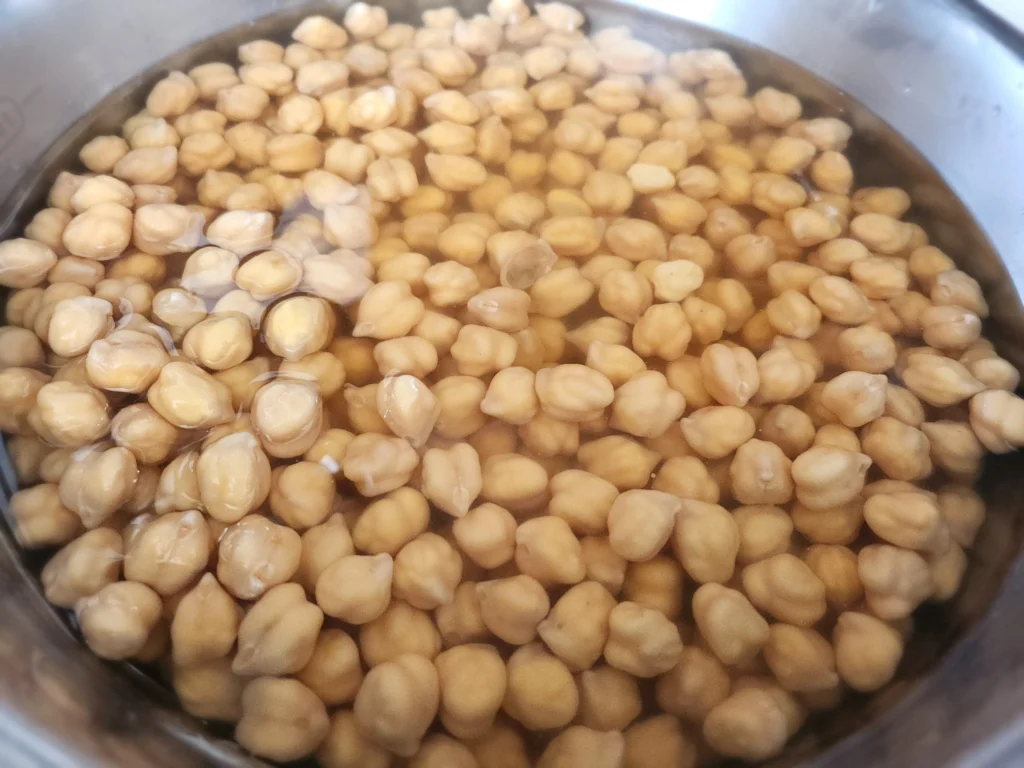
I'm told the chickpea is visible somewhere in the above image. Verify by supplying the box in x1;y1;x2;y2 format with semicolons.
217;515;302;600
833;611;904;692
577;664;642;731
576;435;660;491
444;503;515;571
235;677;329;762
479;452;548;512
391;532;462;610
76;580;162;660
602;600;682;678
476;367;538;426
0;326;43;371
352;487;430;557
232;582;324;678
168;573;240;668
791;445;871;510
741;553;827;627
354;281;426;340
603;489;679;563
30;380;107;447
312;550;394;625
434;375;488;439
341;433;419;497
529;266;594;319
502;642;578;730
933;486;985;549
861;491;948;555
56;444;138;529
515;516;585;585
356;597;440;668
538;727;626;768
317;710;391;768
857;543;932;620
296;512;352;593
677;405;752;460
171;656;244;723
354;653;439;757
801;544;863;611
860;417;932;482
535;580;617;671
41;527;123;608
529;365;614;425
431;644;507;740
727;439;794;506
703;687;791;762
122;509;210;596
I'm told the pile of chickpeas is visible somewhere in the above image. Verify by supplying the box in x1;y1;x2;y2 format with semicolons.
1;1;1023;765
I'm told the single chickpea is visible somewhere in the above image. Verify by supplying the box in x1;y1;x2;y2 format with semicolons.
316;553;394;624
921;421;984;479
537;727;626;768
477;367;537;426
605;489;681;563
447;324;516;377
124;509;209;596
354;281;426;340
651;455;718;503
357;597;440;668
433;644;507;739
316;709;391;768
43;296;111;360
833;611;904;692
502;642;579;731
392;532;462;610
741;553;827;627
858;543;932;619
622;555;685;620
860;417;932;482
432;375;487;439
145;361;234;430
41;527;123;608
72;580;161;665
536;581;617;672
680;405;755;459
603;600;683;677
703;687;792;762
80;134;131;173
597;269;653;324
610;371;685;439
235;677;330;763
727;504;793;566
671;499;740;584
217;515;302;600
33;380;110;447
804;544;863;611
530;266;595;318
350;487;428;557
354;653;439;757
584;342;645;390
577;435;661;491
577;664;642;731
171;656;244;723
233;582;324;677
7;483;80;548
625;714;698;768
817;370;887;429
169;573;240;669
531;364;613;423
693;582;770;667
295;629;364;707
420;442;481;518
540;471;618;539
514;516;585;585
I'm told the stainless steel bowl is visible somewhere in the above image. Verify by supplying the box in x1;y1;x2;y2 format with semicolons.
2;1;1024;765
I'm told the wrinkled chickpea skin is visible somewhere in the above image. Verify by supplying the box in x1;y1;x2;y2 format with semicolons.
0;5;1013;766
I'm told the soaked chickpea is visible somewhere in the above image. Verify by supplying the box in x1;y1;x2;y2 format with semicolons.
217;515;302;600
3;7;1015;764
